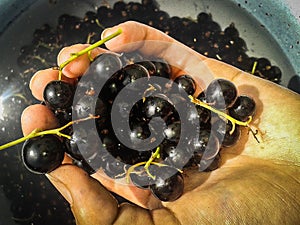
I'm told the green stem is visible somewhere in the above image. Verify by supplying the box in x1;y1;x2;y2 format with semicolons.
95;19;106;29
0;115;99;151
144;147;160;169
144;147;161;179
57;28;122;80
189;95;252;134
251;61;258;74
125;161;147;183
0;130;38;150
59;29;122;70
125;147;162;182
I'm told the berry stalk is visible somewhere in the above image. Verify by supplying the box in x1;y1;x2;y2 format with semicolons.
58;28;122;80
125;147;183;183
189;95;252;134
0;115;99;151
144;146;161;179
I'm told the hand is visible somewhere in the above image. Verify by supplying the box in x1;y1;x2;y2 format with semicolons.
21;21;300;225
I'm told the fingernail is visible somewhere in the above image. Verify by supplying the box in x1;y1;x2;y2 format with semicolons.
101;28;112;39
46;173;73;204
29;72;38;91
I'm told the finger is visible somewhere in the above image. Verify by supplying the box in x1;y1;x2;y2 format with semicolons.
57;44;106;78
102;21;209;93
101;21;224;91
102;21;207;77
21;104;59;136
30;45;106;101
91;170;162;209
30;68;76;101
46;164;119;225
101;21;206;61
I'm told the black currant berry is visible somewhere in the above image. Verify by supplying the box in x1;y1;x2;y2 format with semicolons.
186;103;211;127
54;108;73;126
214;119;241;147
136;61;156;76
121;63;150;86
256;57;271;71
198;153;221;172
264;66;282;83
73;94;107;119
224;23;239;39
163;120;181;142
151;59;171;78
129;165;153;189
142;96;173;118
174;75;196;95
189;129;220;160
197;12;212;24
161;141;192;168
43;80;75;110
205;78;238;109
87;52;123;81
66;122;100;161
21;135;65;174
150;166;184;202
228;95;256;121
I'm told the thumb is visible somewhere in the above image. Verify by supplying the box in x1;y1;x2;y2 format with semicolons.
46;164;118;225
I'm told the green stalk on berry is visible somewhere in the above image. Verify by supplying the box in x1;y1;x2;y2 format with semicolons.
0;115;99;151
58;28;122;80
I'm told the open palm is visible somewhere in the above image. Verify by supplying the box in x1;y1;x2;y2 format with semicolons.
22;21;300;225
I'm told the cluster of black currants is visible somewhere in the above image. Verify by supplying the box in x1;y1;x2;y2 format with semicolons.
19;50;256;202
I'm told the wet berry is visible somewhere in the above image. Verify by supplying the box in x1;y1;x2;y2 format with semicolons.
43;80;74;110
22;135;65;174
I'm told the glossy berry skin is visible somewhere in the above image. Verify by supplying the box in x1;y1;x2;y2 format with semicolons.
205;78;238;109
142;96;173;118
73;95;107;119
66;123;100;161
229;95;256;121
191;129;220;160
198;153;221;172
163;120;181;142
121;63;150;86
136;61;156;76
214;119;241;147
150;167;184;202
88;52;123;80
152;60;171;78
54;108;72;126
161;142;192;169
174;75;196;95
21;135;65;174
264;66;282;83
43;80;74;110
